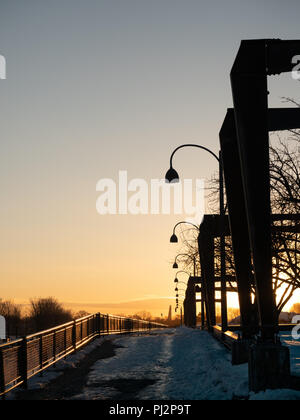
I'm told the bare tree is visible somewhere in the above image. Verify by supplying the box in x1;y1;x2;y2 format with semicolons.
29;297;73;332
0;299;22;337
175;101;300;318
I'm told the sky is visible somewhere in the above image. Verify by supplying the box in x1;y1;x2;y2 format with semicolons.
0;0;300;316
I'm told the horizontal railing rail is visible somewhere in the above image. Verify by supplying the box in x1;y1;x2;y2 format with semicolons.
212;325;240;350
0;312;167;397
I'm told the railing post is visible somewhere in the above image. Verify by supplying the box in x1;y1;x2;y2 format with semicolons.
96;313;101;336
39;335;43;376
20;337;28;389
106;314;109;334
0;348;5;396
64;327;67;359
72;320;77;352
53;331;56;366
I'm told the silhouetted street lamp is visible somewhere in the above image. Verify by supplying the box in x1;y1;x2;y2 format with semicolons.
195;285;201;293
175;287;186;293
165;144;219;184
165;166;180;183
174;270;189;286
165;143;227;330
170;221;199;243
172;253;198;276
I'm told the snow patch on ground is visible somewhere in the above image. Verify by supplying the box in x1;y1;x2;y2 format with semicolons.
161;328;249;400
73;328;300;400
72;331;174;400
8;328;300;400
249;389;300;400
281;332;300;377
72;328;250;400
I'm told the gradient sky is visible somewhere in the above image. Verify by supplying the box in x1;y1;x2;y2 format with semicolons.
1;0;300;314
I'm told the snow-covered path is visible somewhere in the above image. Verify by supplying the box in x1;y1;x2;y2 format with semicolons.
281;332;300;377
12;327;300;400
70;328;300;400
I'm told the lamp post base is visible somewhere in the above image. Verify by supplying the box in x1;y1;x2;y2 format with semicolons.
248;342;291;393
232;339;250;365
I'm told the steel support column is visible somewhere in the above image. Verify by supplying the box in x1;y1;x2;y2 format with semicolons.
231;39;300;341
183;277;198;327
220;109;258;339
198;217;216;328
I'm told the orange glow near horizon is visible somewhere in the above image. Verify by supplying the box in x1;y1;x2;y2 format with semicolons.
1;1;300;320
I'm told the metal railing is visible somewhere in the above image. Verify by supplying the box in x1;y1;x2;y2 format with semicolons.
0;313;167;396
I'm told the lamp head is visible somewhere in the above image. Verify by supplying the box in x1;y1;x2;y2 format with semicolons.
174;278;178;283
175;287;178;292
172;262;178;269
170;234;178;243
165;167;179;183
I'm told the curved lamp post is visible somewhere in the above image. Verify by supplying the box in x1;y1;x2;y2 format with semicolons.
174;303;183;326
174;270;190;286
165;143;227;330
165;144;219;184
174;281;187;287
170;221;199;243
172;253;198;276
173;253;192;269
175;287;186;293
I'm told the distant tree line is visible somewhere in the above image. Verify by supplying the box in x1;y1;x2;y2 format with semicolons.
0;297;74;338
0;299;173;339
